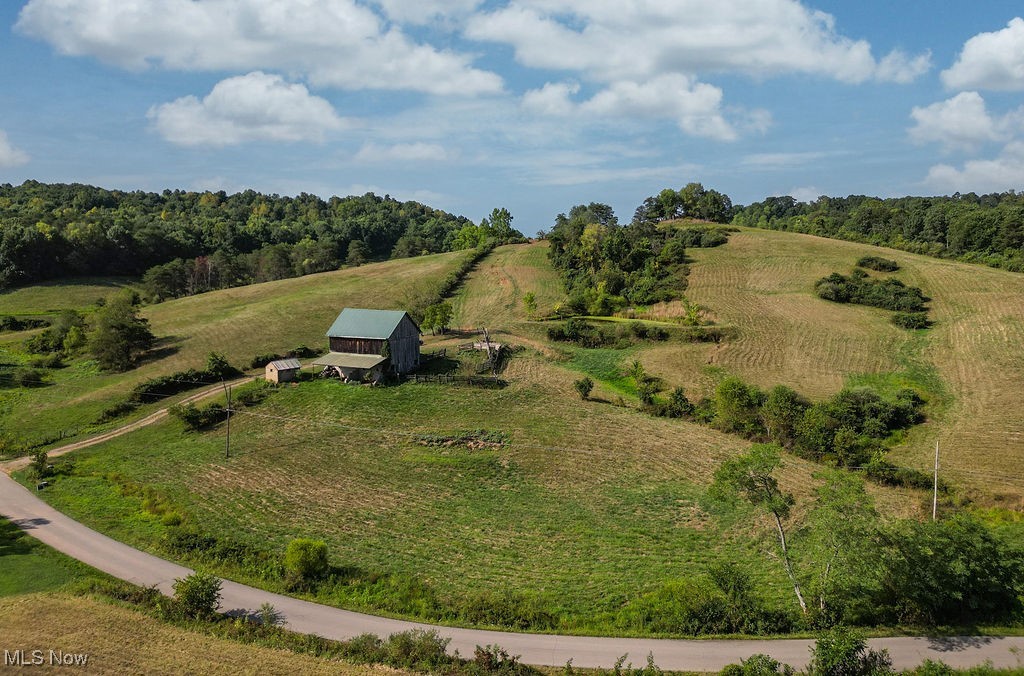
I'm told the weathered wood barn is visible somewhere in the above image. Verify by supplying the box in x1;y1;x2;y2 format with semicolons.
265;357;301;384
313;308;421;380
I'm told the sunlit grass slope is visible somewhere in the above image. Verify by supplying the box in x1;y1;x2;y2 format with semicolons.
0;252;468;445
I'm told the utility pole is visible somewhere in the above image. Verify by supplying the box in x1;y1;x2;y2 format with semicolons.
932;440;939;521
223;382;232;460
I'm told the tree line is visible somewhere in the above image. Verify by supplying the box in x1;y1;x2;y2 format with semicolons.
733;192;1024;272
0;181;524;297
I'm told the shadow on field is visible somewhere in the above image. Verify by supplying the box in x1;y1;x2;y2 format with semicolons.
138;336;182;365
0;518;36;556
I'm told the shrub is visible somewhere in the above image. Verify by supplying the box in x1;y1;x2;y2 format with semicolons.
814;272;927;313
474;645;529;675
289;345;319;359
0;315;50;332
14;368;46;388
873;514;1024;625
29;450;50;479
206;352;241;379
891;312;931;329
169;402;225;431
720;654;795;676
284;538;330;582
381;630;453;671
573;377;594;400
258;602;281;626
29;353;65;369
806;626;892;676
97;400;140;423
458;590;558;630
668;386;693;417
172;571;222;619
714;376;764;436
856;256;899;272
234;381;272;407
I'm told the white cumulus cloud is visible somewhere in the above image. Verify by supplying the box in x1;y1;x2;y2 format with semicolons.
942;18;1024;91
579;76;738;141
909;92;1017;151
876;49;933;84
925;141;1024;193
148;72;347;147
16;0;502;96
465;1;929;84
0;130;30;168
523;76;758;141
521;82;580;117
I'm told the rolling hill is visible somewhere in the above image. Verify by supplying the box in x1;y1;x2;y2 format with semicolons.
5;228;1024;635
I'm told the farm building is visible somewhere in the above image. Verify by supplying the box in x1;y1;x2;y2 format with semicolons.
313;308;421;380
265;358;301;383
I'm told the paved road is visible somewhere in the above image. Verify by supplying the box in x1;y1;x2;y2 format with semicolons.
4;476;1022;671
2;400;1023;670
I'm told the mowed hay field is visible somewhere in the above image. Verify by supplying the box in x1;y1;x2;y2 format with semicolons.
637;228;1024;498
0;277;136;315
0;594;398;676
449;241;564;330
0;252;468;444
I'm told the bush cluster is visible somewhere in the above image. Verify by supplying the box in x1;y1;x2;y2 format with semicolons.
29;353;65;369
13;367;46;388
457;590;558;630
637;370;929;490
98;353;243;422
617;564;793;636
0;315;50;332
24;309;86;354
169;402;226;431
815;270;928;312
547;318;668;348
855;256;900;272
891;311;931;329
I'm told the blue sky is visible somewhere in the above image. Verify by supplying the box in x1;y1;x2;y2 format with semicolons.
2;1;1023;232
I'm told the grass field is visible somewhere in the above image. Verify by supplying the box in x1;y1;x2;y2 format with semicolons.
0;277;136;316
1;516;415;674
0;516;101;597
450;241;565;330
0;252;469;447
8;232;1024;635
0;594;410;675
23;353;927;634
628;228;1024;499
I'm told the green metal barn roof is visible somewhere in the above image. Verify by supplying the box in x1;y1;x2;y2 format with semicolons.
326;308;413;339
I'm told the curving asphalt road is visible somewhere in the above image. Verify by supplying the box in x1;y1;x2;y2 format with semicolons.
2;402;1023;670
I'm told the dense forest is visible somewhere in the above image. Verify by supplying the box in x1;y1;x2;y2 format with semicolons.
0;181;523;298
733;192;1024;272
546;185;733;316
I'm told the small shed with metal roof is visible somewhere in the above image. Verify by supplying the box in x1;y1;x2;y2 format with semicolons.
322;308;421;376
265;357;302;384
